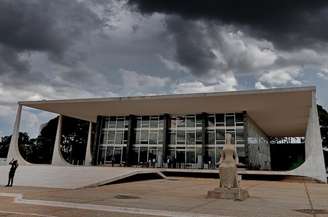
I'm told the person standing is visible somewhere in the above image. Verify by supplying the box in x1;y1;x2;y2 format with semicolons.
6;159;18;187
152;158;156;168
111;154;115;167
167;157;171;168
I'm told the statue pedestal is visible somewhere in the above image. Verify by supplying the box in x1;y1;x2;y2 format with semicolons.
207;187;249;201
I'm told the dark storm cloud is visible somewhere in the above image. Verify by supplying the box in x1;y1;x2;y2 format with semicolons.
0;45;30;73
165;16;218;76
127;0;328;50
0;0;104;74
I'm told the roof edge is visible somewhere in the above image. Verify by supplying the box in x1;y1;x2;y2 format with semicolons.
19;86;316;105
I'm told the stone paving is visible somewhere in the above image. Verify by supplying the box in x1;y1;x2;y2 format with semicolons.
0;177;327;217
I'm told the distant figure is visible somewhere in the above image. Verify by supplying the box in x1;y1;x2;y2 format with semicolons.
148;159;151;168
152;158;156;168
172;157;176;168
218;133;239;189
167;157;171;168
111;155;115;167
7;159;18;187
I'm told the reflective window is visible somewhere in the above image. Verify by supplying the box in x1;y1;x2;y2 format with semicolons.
196;130;202;144
136;117;141;128
158;131;163;144
98;116;128;165
236;113;244;123
208;130;215;144
169;115;202;166
171;119;177;128
116;118;124;128
186;131;195;144
134;115;164;166
177;116;185;127
109;117;116;128
225;115;235;127
140;147;147;163
205;113;245;166
177;130;185;144
150;117;159;128
216;114;224;122
159;117;164;128
236;127;244;141
140;130;148;143
108;131;115;143
208;116;215;127
216;129;225;141
149;131;158;144
141;116;149;128
186;116;195;128
196;115;203;127
170;131;176;144
99;113;245;167
115;131;124;144
186;151;195;163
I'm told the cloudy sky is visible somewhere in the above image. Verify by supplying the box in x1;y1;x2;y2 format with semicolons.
1;0;328;138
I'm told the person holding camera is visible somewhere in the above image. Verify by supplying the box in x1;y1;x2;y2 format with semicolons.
6;158;18;187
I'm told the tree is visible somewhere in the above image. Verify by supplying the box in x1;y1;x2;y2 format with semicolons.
29;115;90;164
0;135;11;158
317;104;328;168
0;115;91;164
18;132;33;162
318;104;328;127
0;132;35;162
0;117;57;164
61;116;89;164
34;116;58;163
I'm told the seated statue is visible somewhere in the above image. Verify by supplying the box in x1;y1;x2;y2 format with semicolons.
218;133;239;189
207;133;249;200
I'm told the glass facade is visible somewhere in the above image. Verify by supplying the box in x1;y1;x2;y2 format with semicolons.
132;116;164;166
97;116;128;164
96;112;245;168
206;113;245;168
168;115;203;168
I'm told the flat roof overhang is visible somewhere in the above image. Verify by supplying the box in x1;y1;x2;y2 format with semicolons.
20;86;315;137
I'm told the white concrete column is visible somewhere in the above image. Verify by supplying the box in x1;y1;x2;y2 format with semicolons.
291;90;327;183
51;115;70;166
7;104;30;165
84;121;93;166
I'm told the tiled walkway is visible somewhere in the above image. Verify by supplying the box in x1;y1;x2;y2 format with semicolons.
1;178;327;217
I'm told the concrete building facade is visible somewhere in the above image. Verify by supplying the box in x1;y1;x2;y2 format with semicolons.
6;86;327;182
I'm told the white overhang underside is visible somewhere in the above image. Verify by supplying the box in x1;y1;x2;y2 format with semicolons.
20;86;314;137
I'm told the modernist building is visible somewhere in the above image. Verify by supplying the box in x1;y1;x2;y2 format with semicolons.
6;86;327;182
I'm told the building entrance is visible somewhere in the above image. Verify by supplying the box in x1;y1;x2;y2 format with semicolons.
132;146;162;167
99;145;126;165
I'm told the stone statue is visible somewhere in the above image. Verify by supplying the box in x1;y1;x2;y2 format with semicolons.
207;133;249;200
219;133;239;188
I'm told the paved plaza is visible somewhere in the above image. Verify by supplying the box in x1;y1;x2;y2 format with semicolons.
0;177;327;217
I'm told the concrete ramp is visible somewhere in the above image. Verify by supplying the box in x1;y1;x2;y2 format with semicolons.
84;168;167;188
0;165;166;189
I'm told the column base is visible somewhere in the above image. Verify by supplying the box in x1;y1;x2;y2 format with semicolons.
207;187;249;201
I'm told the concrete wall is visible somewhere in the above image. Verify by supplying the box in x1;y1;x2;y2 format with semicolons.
247;116;271;170
290;90;327;183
